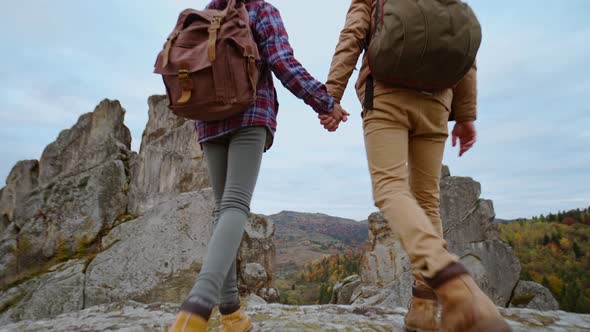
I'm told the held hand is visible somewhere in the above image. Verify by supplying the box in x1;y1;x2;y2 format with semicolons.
452;121;477;157
318;103;349;132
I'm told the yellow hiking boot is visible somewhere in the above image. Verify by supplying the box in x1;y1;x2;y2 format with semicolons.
219;308;253;332
169;310;207;332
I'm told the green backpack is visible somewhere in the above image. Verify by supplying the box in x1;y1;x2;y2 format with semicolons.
368;0;481;91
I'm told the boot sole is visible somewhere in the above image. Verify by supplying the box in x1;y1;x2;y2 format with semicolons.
467;318;512;332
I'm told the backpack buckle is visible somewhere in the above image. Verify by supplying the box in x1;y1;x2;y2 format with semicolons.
177;68;193;104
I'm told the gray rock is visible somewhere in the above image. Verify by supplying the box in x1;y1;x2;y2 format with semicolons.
444;199;499;246
0;160;39;286
238;214;276;300
245;293;268;306
0;223;18;289
440;176;481;226
0;100;132;288
453;241;521;307
11;160;128;277
38;99;131;184
242;263;268;290
353;212;412;308
354;169;521;308
0;160;39;222
441;165;451;178
2;301;589;332
0;260;86;325
259;287;280;304
84;190;215;307
510;280;560;311
128;95;209;215
330;275;361;305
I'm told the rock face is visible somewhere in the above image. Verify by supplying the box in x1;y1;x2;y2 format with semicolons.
338;168;522;308
84;190;215;307
510;281;560;311
0;97;279;324
0;100;132;289
2;301;589;332
128;95;209;215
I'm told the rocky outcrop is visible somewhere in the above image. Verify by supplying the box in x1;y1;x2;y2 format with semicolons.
440;171;521;307
128;95;209;215
0;97;279;324
336;167;522;308
2;300;589;332
353;212;412;308
238;214;278;302
37;100;131;184
0;100;132;289
510;281;560;311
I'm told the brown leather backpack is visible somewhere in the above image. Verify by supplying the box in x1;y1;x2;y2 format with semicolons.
154;0;260;121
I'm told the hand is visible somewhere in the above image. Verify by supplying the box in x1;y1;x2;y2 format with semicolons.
318;103;349;132
452;121;477;157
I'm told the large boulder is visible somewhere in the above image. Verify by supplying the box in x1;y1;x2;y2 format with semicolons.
348;167;520;308
128;95;209;215
510;281;560;311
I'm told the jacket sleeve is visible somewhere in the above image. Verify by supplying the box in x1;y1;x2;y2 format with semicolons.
451;64;478;122
256;4;334;114
326;0;372;103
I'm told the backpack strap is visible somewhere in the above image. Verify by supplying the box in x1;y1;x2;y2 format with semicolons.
208;0;238;62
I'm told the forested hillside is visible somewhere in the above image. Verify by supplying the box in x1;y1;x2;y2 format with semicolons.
499;207;590;313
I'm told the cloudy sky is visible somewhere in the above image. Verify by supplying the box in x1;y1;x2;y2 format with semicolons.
0;0;588;220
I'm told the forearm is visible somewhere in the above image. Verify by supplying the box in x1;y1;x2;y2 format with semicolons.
452;65;478;122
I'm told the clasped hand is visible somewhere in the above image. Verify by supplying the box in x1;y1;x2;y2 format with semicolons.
318;103;350;132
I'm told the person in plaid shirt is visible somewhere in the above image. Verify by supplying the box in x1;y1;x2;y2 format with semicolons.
195;0;348;150
171;1;348;331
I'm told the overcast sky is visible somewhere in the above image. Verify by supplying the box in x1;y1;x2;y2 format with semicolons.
0;0;588;220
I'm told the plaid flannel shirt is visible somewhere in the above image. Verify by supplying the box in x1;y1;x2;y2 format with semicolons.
196;0;334;149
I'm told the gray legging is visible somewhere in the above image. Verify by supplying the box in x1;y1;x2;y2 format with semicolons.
188;126;266;306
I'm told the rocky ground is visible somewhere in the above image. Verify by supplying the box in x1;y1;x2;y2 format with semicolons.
2;298;590;332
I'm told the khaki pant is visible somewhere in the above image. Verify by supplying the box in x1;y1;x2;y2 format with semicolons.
363;90;458;279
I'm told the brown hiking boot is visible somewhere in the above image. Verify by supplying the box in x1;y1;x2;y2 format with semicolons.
427;262;512;332
219;308;253;332
404;285;440;332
